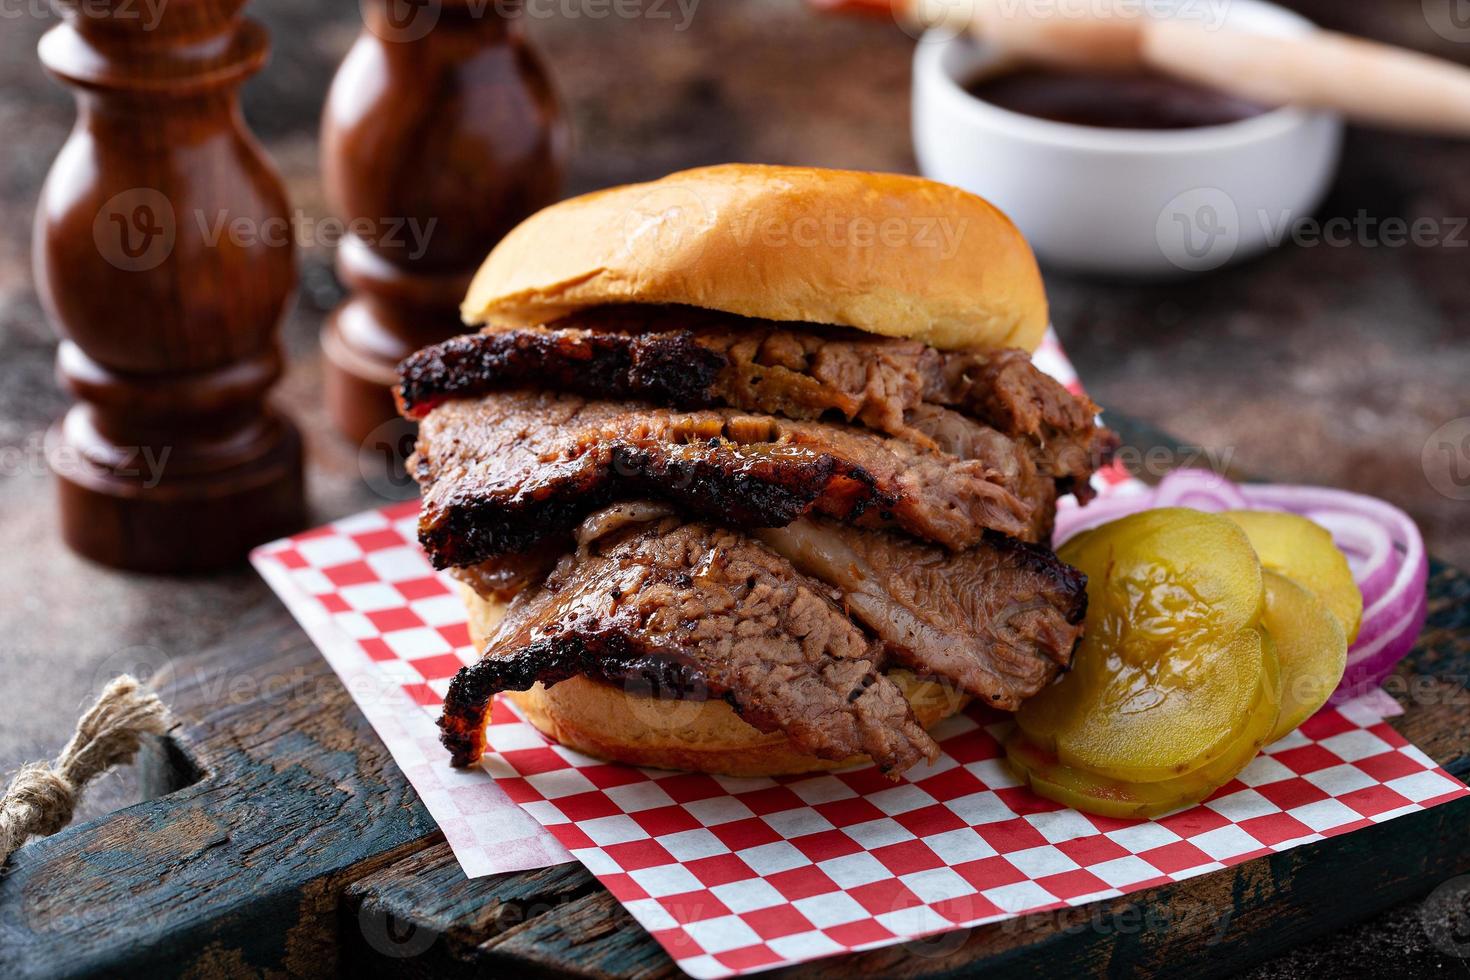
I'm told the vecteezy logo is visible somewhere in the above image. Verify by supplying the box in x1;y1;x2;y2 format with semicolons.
1424;0;1470;42
1156;187;1240;272
897;0;973;43
1421;873;1470;957
1423;417;1470;501
92;188;176;272
364;0;442;43
358;417;420;501
84;645;166;711
619;182;713;264
620;667;711;732
358;906;439;958
901;916;973;959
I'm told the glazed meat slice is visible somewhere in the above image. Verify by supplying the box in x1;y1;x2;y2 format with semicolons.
902;403;1058;541
450;539;567;602
451;501;680;601
396;306;1058;436
949;348;1119;503
411;390;1046;568
439;518;940;774
397;314;730;421
949;347;1095;444
447;502;1086;714
395;305;1117;498
756;519;1086;710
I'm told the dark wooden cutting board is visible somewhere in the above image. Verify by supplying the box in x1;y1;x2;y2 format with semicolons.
3;418;1469;979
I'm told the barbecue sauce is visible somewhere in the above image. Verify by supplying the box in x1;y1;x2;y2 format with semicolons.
965;67;1270;130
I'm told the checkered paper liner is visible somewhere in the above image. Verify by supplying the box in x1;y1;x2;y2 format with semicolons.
251;330;1464;976
250;503;572;877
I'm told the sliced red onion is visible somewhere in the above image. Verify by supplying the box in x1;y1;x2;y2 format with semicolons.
1058;469;1429;702
1336;597;1428;703
1052;492;1154;543
1153;468;1251;511
1242;483;1428;698
1296;510;1397;607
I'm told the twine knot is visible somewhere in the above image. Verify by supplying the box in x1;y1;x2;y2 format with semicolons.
0;675;171;863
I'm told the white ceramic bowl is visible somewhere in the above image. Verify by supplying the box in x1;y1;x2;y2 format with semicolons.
912;0;1343;277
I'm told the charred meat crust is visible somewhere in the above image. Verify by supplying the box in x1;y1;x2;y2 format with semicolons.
438;519;940;774
450;537;570;602
989;529;1090;614
439;629;713;767
420;441;855;569
412;391;1039;569
393;305;1048;435
449;506;1088;721
397;323;728;419
394;305;1117;502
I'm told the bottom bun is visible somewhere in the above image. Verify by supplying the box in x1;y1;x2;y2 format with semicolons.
456;582;968;777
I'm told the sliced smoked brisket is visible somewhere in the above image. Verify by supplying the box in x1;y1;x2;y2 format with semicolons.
450;505;1086;714
411;390;1046;568
439;517;940;774
395;305;1117;500
756;519;1085;710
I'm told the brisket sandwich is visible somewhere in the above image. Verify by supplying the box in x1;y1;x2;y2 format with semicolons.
397;164;1117;779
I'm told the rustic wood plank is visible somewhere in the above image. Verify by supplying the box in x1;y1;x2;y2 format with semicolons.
3;415;1466;979
345;843;606;976
1389;563;1470;779
0;604;441;979
479;890;679;979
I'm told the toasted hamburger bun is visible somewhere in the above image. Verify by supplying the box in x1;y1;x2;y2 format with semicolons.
457;582;968;778
461;163;1047;354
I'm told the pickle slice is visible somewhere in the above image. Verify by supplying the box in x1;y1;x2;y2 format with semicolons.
1261;570;1347;742
1020;509;1267;783
1225;510;1363;643
1007;637;1279;818
1060;508;1265;642
1006;707;1263;819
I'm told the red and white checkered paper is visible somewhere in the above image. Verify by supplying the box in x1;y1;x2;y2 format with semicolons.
250;504;572;877
252;330;1465;976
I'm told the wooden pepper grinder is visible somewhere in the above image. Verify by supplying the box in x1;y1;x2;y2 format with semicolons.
321;0;566;445
34;0;305;573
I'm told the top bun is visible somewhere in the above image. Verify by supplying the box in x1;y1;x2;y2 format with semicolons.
461;164;1048;353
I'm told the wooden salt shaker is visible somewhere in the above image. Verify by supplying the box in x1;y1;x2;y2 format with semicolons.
34;0;305;572
320;0;566;445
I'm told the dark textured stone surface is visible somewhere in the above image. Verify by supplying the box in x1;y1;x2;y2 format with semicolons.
0;0;1466;974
